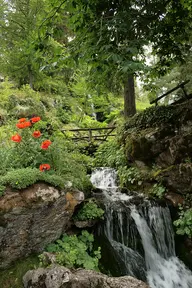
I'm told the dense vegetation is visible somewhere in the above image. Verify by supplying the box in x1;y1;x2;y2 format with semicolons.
0;0;191;286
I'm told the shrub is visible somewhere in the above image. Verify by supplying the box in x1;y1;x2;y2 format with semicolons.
174;208;192;238
94;139;126;169
150;183;166;199
74;200;104;221
0;118;93;194
40;230;101;271
118;166;143;187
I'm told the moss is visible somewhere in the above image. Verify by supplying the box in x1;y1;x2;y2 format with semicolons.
0;255;39;288
0;166;93;196
124;105;182;130
0;168;65;194
153;166;175;178
124;131;152;162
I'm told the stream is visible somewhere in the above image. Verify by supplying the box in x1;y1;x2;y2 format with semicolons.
91;168;192;288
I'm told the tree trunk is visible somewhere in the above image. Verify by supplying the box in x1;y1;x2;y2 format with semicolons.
123;75;136;118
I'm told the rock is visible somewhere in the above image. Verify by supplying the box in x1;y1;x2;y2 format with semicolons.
0;183;84;268
135;160;148;170
23;265;149;288
164;192;184;207
162;164;192;195
122;101;192;168
73;219;97;228
121;100;192;197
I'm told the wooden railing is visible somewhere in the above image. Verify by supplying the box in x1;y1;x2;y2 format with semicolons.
61;126;116;142
150;80;191;106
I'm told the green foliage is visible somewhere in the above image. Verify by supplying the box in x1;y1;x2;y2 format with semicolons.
174;207;192;238
0;0;68;89
74;200;104;221
136;100;151;112
0;117;93;193
41;231;101;271
0;185;5;196
0;255;39;288
0;168;41;190
150;183;166;199
94;139;126;169
124;105;181;130
0;168;65;193
118;166;143;188
0;81;44;120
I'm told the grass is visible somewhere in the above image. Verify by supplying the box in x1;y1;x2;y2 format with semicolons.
136;99;151;112
0;255;39;288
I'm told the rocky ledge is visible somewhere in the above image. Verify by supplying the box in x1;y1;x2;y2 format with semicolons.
0;183;84;268
23;265;149;288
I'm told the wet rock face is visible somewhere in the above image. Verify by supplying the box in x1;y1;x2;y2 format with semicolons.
162;163;192;194
23;265;149;288
124;124;192;168
122;101;192;197
0;183;84;269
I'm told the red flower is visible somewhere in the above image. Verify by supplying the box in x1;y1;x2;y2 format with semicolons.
32;130;41;138
24;121;31;127
11;134;22;143
18;118;27;123
16;123;25;129
16;121;31;129
41;140;52;150
31;116;41;123
39;164;51;171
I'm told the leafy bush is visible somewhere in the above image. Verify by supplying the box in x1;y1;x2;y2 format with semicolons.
118;166;143;187
0;119;92;194
0;81;45;120
41;231;101;271
149;183;166;198
174;208;192;238
94;139;126;169
74;200;104;221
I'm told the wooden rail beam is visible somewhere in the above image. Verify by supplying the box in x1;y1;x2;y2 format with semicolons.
61;126;116;132
150;80;190;105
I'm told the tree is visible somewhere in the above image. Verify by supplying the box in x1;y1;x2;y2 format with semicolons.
0;0;67;89
65;0;191;117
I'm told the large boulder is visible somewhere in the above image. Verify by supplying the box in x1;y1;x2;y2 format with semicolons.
122;101;192;168
160;163;192;195
23;265;149;288
0;183;84;268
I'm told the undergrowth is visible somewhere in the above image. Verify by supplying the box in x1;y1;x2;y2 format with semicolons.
40;230;101;271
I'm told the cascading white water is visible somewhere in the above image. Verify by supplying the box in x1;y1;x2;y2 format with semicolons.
91;168;192;288
88;94;97;120
90;167;132;201
131;208;192;288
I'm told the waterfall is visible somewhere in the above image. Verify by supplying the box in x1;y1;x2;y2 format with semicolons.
91;168;192;287
88;94;97;120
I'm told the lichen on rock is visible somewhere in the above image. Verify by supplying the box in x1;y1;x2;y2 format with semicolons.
0;183;85;269
23;265;149;288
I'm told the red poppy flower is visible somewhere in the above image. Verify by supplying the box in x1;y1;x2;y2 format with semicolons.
18;118;27;123
39;164;51;171
23;121;31;127
32;130;41;138
31;116;41;123
16;123;25;129
16;121;31;129
11;134;22;143
41;140;52;150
